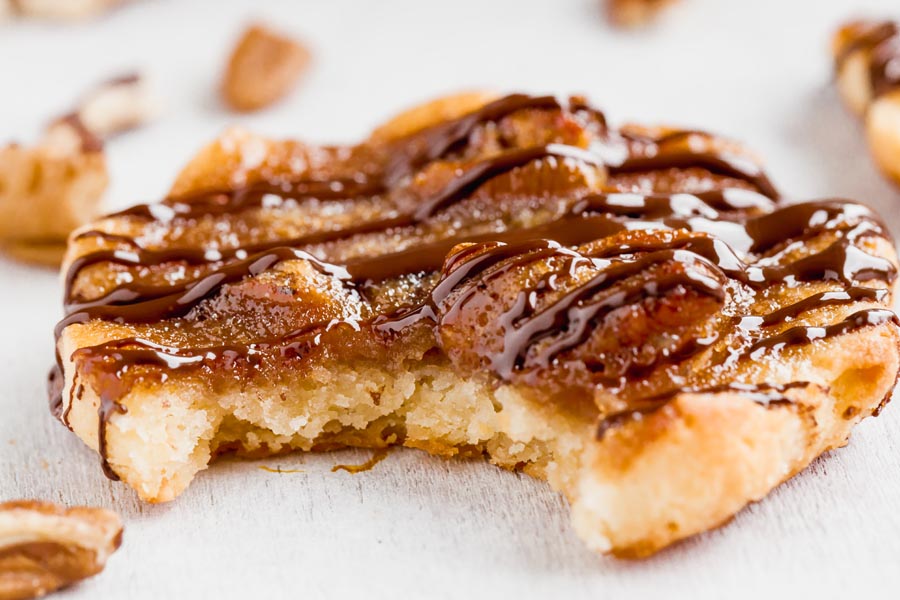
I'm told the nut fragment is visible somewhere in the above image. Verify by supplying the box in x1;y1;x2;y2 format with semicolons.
0;501;122;600
75;73;160;139
0;72;157;266
605;0;681;27
9;0;127;20
221;23;311;112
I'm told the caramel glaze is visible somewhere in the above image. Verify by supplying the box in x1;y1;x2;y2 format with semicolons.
836;20;900;99
50;93;899;478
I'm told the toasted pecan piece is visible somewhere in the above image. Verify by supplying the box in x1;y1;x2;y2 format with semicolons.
221;23;311;112
0;501;122;600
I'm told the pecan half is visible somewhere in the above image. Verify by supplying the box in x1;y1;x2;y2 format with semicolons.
0;501;122;600
221;23;311;112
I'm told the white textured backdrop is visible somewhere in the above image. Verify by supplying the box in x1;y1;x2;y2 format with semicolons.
2;0;900;597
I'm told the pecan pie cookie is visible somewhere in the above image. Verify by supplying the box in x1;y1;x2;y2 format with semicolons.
833;19;900;184
51;92;900;557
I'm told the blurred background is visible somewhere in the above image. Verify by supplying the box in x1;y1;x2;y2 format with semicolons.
2;1;900;598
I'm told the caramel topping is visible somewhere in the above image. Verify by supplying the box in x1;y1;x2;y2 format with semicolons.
52;94;899;476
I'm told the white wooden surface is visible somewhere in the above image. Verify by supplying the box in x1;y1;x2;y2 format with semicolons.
3;0;900;597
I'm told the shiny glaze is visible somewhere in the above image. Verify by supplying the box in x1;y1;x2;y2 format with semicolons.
51;93;899;476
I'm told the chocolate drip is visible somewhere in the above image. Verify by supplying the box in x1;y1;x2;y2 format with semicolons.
754;287;888;325
609;150;780;200
64;93;790;311
345;214;625;283
97;390;127;480
412;144;601;220
62;207;623;327
744;308;899;359
47;367;64;420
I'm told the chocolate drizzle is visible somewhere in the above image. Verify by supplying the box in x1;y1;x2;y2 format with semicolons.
609;147;780;200
104;94;568;223
744;308;899;359
450;247;726;379
50;93;900;477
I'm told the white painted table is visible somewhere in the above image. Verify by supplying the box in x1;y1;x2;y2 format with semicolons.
2;0;900;597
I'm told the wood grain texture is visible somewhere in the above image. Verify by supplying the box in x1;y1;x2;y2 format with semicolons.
2;0;900;597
